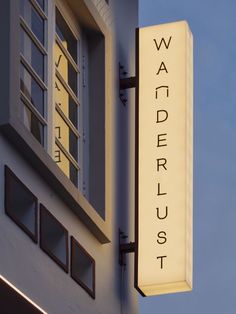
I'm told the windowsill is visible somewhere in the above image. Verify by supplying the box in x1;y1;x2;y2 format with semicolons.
0;118;111;244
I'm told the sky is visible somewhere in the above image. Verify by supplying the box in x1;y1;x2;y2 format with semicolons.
139;0;236;313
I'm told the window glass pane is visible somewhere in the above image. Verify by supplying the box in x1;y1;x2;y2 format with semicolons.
70;163;78;187
69;97;78;128
55;77;78;128
56;8;77;63
20;0;44;45
55;111;78;160
20;27;44;80
20;65;44;116
69;131;78;161
54;143;70;177
36;0;44;10
55;42;77;95
54;143;78;186
20;100;44;145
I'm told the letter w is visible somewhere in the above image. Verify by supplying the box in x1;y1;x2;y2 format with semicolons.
153;37;172;51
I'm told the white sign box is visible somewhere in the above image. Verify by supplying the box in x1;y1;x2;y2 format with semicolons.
135;21;193;296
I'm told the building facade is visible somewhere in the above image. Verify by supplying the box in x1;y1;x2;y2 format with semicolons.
0;0;139;313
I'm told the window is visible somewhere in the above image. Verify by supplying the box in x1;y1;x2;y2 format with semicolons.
40;204;69;272
19;0;104;211
20;0;47;146
5;166;38;243
71;236;95;298
54;7;81;187
19;1;87;192
0;0;110;243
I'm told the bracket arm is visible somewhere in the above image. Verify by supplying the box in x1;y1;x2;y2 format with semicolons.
119;241;135;266
120;77;137;90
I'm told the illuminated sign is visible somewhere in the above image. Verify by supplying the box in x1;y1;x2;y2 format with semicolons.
135;21;193;296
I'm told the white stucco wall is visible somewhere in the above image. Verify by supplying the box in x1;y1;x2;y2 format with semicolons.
0;0;139;313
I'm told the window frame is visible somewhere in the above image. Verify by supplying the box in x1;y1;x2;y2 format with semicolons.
5;165;38;243
19;0;48;146
71;236;95;299
40;204;69;272
0;0;112;244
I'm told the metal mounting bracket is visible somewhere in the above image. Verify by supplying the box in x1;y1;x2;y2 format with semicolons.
119;63;137;106
119;229;135;266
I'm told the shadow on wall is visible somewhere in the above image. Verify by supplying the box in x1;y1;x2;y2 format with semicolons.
113;0;138;312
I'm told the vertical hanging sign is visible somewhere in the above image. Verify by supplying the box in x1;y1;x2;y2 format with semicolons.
135;21;193;296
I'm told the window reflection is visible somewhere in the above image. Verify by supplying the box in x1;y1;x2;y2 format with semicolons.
56;8;77;63
54;143;78;186
20;27;44;80
55;111;78;160
20;0;44;45
20;65;44;116
55;42;77;95
55;77;78;127
21;100;44;144
54;8;79;186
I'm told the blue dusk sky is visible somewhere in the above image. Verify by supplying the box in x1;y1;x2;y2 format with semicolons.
139;0;236;313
